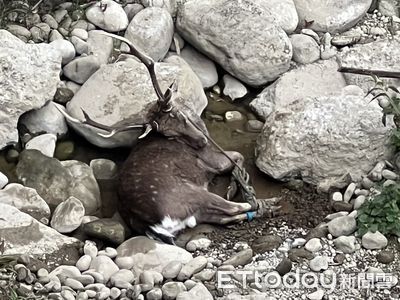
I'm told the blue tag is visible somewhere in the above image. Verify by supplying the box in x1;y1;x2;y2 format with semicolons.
246;211;256;222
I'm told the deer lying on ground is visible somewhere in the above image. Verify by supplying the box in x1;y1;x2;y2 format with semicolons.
57;33;280;243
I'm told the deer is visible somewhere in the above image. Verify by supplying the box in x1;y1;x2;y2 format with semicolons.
56;33;280;244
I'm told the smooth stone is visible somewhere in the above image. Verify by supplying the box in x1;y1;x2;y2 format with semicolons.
327;216;357;237
290;34;320;64
382;169;398;180
89;256;119;282
124;3;145;21
325;212;349;221
82;218;125;245
63;56;101;84
275;258;292;276
49;266;81;279
192;269;216;281
288;248;315;263
225;111;244;122
30;23;51;42
376;250;395;264
333;236;357;254
252;235;283;253
162;261;182;279
222;74;248;100
331;192;343;202
83;241;98;258
177;256;208;281
64;277;84;290
71;28;88;40
82;271;104;284
76;255;92;272
246;120;264;133
307;289;325;300
353;195;366;210
50;196;85;233
343;182;357;202
146;288;162;300
49;30;64;42
362;231;388;250
176;283;213;300
110;269;135;285
70;36;89;55
304;238;322;252
222;249;253;267
162;282;186;300
25;133;57;157
42;14;58;29
309;256;329;272
6;24;31;41
85;0;128;32
71;275;95;286
50;39;76;65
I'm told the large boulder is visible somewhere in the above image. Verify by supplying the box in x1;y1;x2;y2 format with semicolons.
16;150;101;214
256;86;394;191
294;0;373;33
250;60;347;120
176;0;292;86
0;30;61;150
65;55;207;148
124;7;174;61
0;203;80;262
338;36;400;91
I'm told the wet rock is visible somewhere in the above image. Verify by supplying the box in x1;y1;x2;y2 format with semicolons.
304;238;322;252
16;150;101;214
90;255;119;282
309;256;328;272
177;256;208;281
333;236;357;254
89;159;118;180
362;231;388;250
116;236;193;274
124;7;173;61
63;56;101;84
176;283;213;300
256;86;393;191
0;183;51;224
176;0;292;86
376;250;395;264
0;30;61;150
275;258;292;276
20;101;68;138
222;75;248;100
51;197;85;233
82;218;125;245
252;235;283;253
54;141;75;161
328;216;357;237
290;34;320;64
25;133;57;157
250;59;346;120
180;45;218;88
162;282;187;300
246;120;264;133
85;0;128;32
66;55;206;148
294;0;372;33
222;249;253;267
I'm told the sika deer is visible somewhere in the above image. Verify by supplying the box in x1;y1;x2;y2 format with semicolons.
57;33;279;243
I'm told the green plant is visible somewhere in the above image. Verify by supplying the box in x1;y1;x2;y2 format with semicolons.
357;184;400;236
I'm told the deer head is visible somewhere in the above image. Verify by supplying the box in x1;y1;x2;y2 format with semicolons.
57;32;208;149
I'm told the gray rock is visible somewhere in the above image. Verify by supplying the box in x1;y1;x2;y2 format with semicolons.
6;24;31;42
116;236;192;274
192;269;215;281
0;183;50;224
0;203;79;259
124;3;144;21
246;120;264;133
63;56;101;84
343;182;357;202
294;0;372;33
53;9;68;23
76;255;92;272
98;247;118;258
0;30;61;150
290;34;320;64
124;7;173;61
71;28;88;40
250;59;346;120
85;0;128;32
76;292;89;300
82;218;125;245
30;23;51;42
376;250;395;264
378;0;400;16
89;159;117;180
25;133;57;157
141;0;177;17
177;256;208;281
353;195;366;210
146;288;162;300
110;287;121;299
42;14;59;29
64;277;84;290
176;283;213;300
222;249;253;267
110;269;135;285
327;216;357;237
252;235;283;253
275;258;292;276
51;197;85;233
309;256;328;272
362;231;388;250
16;150;101;214
256;86;393;190
333;236;357;253
66;55;207;148
180;45;218;88
382;169;398;180
185;237;211;252
162;282;187;300
87;30;114;65
225;111;244;122
19;101;68;138
90;255;119;282
71;20;89;31
222;75;248;100
162;261;183;279
259;0;299;34
176;0;292;86
70;36;89;55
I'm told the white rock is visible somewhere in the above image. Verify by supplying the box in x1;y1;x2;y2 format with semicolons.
124;7;173;61
353;195;366;210
325;212;349;221
0;183;50;224
343;183;357;202
250;59;346;120
176;0;292;86
362;231;388;250
185;238;211;252
225;111;244;122
85;0;128;32
76;255;92;272
110;269;135;285
0;172;8;189
84;241;98;258
292;238;307;248
256;87;393;190
382;169;398;180
87;30;114;65
290;34;320;64
50;196;85;233
333;236;357;253
63;56;101;84
294;0;372;33
307;289;324;300
180;46;218;88
25;133;57;157
162;282;187;300
260;0;299;34
177;256;208;281
305;238;322;252
70;36;89;55
0;30;61;150
49;30;64;42
19;101;68;138
89;255;119;282
71;28;88;40
176;283;213;300
309;256;328;272
331;192;343;202
222;75;248;100
50;39;76;65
